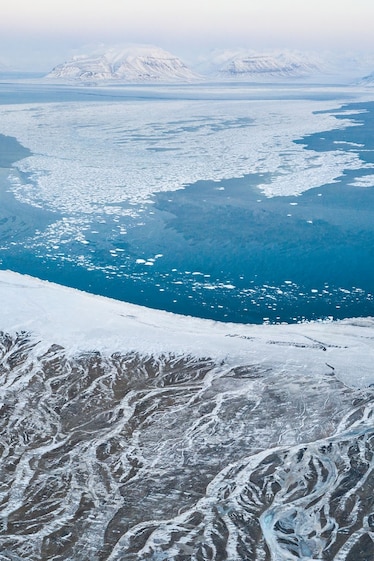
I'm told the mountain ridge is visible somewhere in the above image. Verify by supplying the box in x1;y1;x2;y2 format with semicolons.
46;44;201;83
44;44;374;85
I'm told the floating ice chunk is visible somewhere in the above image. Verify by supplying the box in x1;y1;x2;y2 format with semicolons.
333;140;364;147
349;174;374;187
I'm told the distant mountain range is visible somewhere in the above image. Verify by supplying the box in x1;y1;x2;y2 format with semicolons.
37;44;374;85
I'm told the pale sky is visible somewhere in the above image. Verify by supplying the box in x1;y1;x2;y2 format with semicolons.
1;0;374;70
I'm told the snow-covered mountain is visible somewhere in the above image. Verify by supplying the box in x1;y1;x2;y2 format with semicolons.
197;49;374;84
197;50;325;81
46;45;200;83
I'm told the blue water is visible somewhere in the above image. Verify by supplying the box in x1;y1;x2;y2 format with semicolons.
0;87;373;324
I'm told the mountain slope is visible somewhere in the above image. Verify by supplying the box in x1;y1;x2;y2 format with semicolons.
195;50;325;81
46;45;200;83
197;49;374;83
219;52;320;79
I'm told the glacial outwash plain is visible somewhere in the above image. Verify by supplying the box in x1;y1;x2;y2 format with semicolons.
0;74;374;560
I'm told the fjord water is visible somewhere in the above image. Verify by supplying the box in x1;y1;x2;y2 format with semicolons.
0;85;373;324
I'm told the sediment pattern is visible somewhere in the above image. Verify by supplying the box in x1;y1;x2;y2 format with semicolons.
0;331;373;560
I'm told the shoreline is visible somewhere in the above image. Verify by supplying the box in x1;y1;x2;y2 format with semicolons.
0;268;373;389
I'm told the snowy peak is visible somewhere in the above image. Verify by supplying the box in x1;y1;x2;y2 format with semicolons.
198;49;374;84
46;45;200;83
203;50;324;81
222;54;318;77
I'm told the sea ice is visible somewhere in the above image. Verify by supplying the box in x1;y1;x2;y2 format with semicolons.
0;94;371;250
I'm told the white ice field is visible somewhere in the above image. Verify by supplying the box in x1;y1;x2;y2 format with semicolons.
1;91;373;253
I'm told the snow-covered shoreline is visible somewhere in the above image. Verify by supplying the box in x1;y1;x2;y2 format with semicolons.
1;269;373;389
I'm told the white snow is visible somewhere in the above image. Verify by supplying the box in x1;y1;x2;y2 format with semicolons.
0;270;373;389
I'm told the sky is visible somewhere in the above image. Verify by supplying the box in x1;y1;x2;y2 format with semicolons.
1;0;374;71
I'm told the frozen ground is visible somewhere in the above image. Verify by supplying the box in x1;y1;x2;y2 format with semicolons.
0;270;373;560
